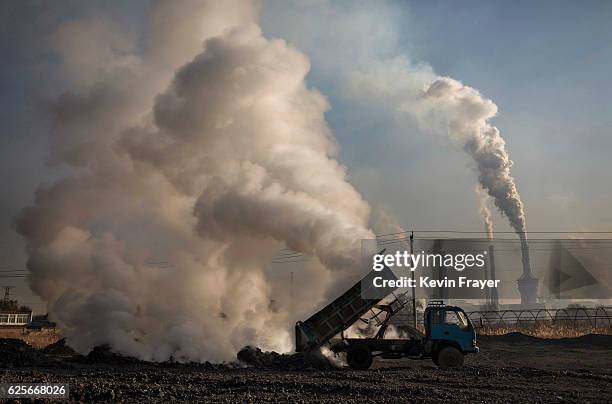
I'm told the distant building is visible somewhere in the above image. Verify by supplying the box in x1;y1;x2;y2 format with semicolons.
28;314;56;330
0;308;32;327
0;298;33;327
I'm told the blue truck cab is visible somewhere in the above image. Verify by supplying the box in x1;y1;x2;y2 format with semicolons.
423;300;479;367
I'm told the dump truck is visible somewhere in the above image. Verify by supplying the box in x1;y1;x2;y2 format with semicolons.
295;266;479;369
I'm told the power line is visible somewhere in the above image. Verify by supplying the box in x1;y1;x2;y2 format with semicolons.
273;252;306;259
381;230;612;235
378;236;612;244
271;259;311;264
5;230;612;268
275;229;612;252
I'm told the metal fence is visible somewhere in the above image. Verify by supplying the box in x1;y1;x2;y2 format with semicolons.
467;307;612;328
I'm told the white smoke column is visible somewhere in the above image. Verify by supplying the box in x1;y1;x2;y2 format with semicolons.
476;186;494;239
17;1;373;362
349;58;527;241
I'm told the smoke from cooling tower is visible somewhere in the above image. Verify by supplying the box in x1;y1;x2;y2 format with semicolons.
477;186;494;239
350;59;527;241
17;1;373;362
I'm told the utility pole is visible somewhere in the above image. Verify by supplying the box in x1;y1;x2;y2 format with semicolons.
3;286;15;302
409;231;417;328
289;271;294;316
488;245;499;309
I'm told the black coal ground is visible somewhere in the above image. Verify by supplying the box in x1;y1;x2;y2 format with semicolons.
1;334;611;402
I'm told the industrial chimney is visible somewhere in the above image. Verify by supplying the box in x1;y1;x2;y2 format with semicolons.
517;238;539;306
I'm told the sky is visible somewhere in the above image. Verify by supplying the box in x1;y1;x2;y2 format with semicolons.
1;0;612;311
260;0;612;233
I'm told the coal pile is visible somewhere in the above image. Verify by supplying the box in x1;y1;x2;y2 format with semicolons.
237;346;337;370
75;344;144;366
43;338;78;356
572;333;612;348
0;338;57;367
0;335;610;402
0;338;145;368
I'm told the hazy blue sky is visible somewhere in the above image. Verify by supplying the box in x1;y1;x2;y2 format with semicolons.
2;0;612;308
261;0;612;232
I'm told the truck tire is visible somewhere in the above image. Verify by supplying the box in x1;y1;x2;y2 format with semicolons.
347;345;373;370
436;346;464;369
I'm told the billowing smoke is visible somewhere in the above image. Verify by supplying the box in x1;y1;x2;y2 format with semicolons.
370;208;408;240
349;58;527;240
17;1;373;362
476;186;494;239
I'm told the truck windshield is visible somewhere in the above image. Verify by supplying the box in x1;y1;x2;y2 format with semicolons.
457;311;469;329
445;310;469;330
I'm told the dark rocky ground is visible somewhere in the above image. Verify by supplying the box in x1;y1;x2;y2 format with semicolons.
1;334;611;403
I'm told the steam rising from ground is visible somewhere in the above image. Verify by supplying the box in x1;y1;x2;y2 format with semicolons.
17;1;373;362
16;1;529;362
349;58;527;238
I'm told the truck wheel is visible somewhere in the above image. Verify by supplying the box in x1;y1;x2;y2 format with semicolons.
436;346;464;369
432;352;439;366
347;345;373;370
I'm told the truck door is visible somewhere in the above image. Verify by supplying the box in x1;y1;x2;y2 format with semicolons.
424;307;442;339
438;309;473;351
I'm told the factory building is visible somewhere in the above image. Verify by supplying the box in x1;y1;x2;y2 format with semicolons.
0;287;33;327
0;309;32;326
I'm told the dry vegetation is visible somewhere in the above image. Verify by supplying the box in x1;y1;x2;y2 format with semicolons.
0;328;62;348
476;322;612;338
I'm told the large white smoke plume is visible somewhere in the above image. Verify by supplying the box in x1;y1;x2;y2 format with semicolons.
17;0;373;362
349;58;527;240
